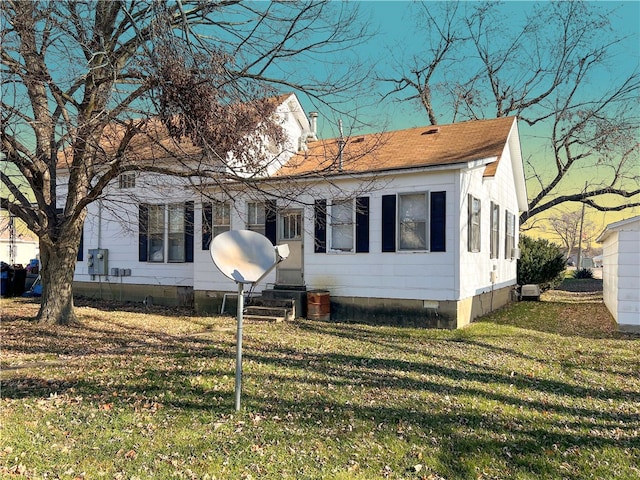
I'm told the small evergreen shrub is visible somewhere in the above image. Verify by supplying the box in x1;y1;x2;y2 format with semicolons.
517;235;566;291
573;268;594;279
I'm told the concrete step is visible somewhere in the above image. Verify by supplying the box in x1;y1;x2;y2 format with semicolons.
245;303;294;321
243;314;285;323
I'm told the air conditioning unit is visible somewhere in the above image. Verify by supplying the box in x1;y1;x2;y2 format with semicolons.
520;284;541;301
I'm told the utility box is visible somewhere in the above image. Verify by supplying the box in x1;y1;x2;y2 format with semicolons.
521;284;541;301
88;248;108;275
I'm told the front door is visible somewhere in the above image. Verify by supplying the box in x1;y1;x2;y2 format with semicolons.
277;209;304;285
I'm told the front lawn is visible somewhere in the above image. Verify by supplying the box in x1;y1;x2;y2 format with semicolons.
1;297;638;479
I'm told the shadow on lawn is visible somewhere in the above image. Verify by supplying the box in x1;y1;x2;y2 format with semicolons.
3;343;638;479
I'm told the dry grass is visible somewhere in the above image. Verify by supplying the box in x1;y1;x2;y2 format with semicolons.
1;290;638;479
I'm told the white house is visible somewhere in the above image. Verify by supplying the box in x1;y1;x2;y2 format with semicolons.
63;93;528;328
596;216;640;332
0;213;39;267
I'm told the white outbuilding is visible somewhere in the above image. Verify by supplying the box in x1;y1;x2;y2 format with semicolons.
596;216;640;332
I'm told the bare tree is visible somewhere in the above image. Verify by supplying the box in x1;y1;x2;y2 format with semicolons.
382;1;640;225
547;208;596;261
1;0;373;325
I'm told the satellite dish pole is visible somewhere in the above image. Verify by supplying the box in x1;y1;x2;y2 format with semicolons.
210;229;289;411
234;280;245;411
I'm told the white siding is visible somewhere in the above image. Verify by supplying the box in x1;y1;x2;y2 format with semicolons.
74;174;196;288
601;232;619;322
457;141;520;301
617;230;640;326
600;218;640;328
302;171;457;301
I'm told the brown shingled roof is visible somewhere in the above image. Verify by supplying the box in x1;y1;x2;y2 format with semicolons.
56;117;203;169
56;93;299;170
277;116;516;177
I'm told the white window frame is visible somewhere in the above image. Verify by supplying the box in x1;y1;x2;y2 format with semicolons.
168;203;185;262
247;202;266;235
329;199;354;252
118;172;136;189
468;195;481;253
490;202;500;259
213;201;231;238
398;192;429;251
505;210;516;259
147;204;165;263
280;211;302;240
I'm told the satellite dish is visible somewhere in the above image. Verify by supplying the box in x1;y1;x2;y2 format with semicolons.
208;229;289;411
210;229;277;284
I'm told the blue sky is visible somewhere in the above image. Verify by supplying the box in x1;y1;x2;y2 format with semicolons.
293;1;639;230
300;0;639;138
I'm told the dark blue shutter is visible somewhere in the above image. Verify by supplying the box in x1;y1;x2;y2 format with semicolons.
202;203;212;250
430;191;446;252
381;195;396;252
77;227;84;261
139;204;149;261
355;196;369;253
185;201;194;262
265;200;277;245
314;199;327;253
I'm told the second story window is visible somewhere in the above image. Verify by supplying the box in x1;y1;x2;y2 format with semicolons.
119;172;136;189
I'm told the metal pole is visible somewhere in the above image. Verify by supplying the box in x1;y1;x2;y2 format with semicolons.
577;201;586;270
235;282;244;411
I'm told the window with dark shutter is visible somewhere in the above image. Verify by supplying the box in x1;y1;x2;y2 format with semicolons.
184;201;194;262
355;196;370;253
202;203;212;251
381;195;396;252
139;204;149;261
430;191;446;252
314;199;327;253
265;200;277;245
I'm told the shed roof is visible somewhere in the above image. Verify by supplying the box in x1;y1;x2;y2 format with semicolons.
596;215;640;243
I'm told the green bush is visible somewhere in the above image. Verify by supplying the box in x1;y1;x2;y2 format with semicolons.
573;268;594;279
517;235;566;290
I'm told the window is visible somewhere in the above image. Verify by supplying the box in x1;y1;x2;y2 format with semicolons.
168;203;185;262
468;195;481;252
118;172;136;189
213;201;231;237
148;205;165;262
505;211;516;259
247;202;266;235
139;203;193;263
280;211;302;240
399;193;428;250
330;199;354;252
490;202;500;259
381;192;445;253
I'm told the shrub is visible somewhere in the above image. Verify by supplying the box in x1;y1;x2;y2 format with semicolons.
573;268;594;279
517;235;566;290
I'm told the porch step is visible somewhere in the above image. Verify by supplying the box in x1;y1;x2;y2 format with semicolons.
243;314;285;323
243;305;291;322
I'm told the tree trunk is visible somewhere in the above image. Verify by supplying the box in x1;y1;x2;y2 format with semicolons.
36;232;82;326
